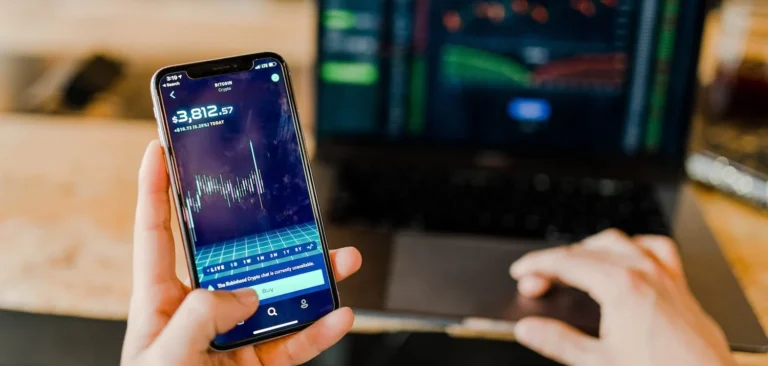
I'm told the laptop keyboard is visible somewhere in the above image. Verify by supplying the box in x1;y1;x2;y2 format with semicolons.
329;165;670;242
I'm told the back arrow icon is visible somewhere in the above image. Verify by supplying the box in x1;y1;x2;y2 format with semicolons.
170;91;176;99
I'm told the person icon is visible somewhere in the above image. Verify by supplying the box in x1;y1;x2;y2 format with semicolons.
300;299;309;309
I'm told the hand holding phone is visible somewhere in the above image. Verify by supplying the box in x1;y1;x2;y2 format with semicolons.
121;140;361;365
140;53;356;351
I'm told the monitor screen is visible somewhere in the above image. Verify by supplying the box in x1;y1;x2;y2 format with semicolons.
316;0;703;159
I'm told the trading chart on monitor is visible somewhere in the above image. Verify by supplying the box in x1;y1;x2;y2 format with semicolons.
439;0;632;93
425;0;643;148
318;0;689;156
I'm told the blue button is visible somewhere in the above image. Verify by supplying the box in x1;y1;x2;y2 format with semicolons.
508;98;551;122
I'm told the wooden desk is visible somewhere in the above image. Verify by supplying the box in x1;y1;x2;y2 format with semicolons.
0;114;765;364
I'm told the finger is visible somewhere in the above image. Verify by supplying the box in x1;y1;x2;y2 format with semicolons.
516;275;552;298
582;228;638;256
149;288;259;359
180;273;192;289
255;307;354;365
580;229;662;276
231;347;261;365
515;317;600;366
633;235;685;278
133;140;176;291
512;231;635;300
329;247;362;282
510;246;628;303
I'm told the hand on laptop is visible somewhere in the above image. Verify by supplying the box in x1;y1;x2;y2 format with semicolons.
121;141;363;366
509;229;736;366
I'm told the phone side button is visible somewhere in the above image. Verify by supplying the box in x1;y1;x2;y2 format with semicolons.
157;127;167;148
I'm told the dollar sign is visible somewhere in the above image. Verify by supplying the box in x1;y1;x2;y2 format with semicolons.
172;116;178;123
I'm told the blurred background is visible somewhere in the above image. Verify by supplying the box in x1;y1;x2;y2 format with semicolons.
0;0;316;124
689;0;768;209
0;0;765;207
0;0;767;365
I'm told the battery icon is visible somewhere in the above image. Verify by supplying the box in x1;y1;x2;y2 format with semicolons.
268;62;277;67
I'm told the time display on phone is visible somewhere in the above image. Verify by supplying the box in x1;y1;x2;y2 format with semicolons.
172;105;234;124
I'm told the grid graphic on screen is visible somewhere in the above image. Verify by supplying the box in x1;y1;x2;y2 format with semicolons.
195;222;322;282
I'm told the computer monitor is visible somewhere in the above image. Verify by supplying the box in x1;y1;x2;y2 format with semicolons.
316;0;705;163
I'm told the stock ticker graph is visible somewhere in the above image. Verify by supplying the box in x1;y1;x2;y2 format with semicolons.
180;132;324;291
442;45;626;93
319;0;680;152
183;140;268;244
159;63;328;306
438;0;633;94
186;141;266;213
443;0;621;31
422;0;642;145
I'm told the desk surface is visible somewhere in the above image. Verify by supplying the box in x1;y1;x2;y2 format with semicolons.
0;114;765;364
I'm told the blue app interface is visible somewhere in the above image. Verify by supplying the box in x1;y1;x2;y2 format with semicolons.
158;58;334;345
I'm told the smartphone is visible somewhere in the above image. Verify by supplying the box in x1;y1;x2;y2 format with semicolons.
150;53;339;350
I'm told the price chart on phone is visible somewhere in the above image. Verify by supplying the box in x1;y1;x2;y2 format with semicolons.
185;140;266;242
186;140;265;212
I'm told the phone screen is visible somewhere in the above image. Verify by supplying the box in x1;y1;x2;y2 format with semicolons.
155;56;337;348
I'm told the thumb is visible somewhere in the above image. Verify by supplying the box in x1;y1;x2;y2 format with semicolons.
149;288;258;358
515;317;600;366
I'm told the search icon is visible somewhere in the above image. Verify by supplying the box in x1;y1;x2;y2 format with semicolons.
267;307;277;316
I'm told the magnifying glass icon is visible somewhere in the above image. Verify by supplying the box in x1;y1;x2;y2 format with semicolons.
267;307;277;316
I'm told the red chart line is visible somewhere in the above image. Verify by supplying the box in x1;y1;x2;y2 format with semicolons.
533;53;627;85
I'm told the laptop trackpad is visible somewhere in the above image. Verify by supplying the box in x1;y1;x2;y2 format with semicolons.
385;232;600;335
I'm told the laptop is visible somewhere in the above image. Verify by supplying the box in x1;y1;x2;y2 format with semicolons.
313;0;768;352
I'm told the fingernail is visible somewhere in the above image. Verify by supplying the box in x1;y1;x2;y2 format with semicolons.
509;262;524;278
233;288;259;306
583;228;620;244
582;232;602;245
514;319;536;344
518;276;539;294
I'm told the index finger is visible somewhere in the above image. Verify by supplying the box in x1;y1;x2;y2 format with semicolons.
510;246;628;304
133;140;177;291
633;235;684;277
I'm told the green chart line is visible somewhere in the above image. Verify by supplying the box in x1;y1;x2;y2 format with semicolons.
442;44;533;87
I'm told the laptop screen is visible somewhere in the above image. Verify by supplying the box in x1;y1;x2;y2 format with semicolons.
316;0;703;159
